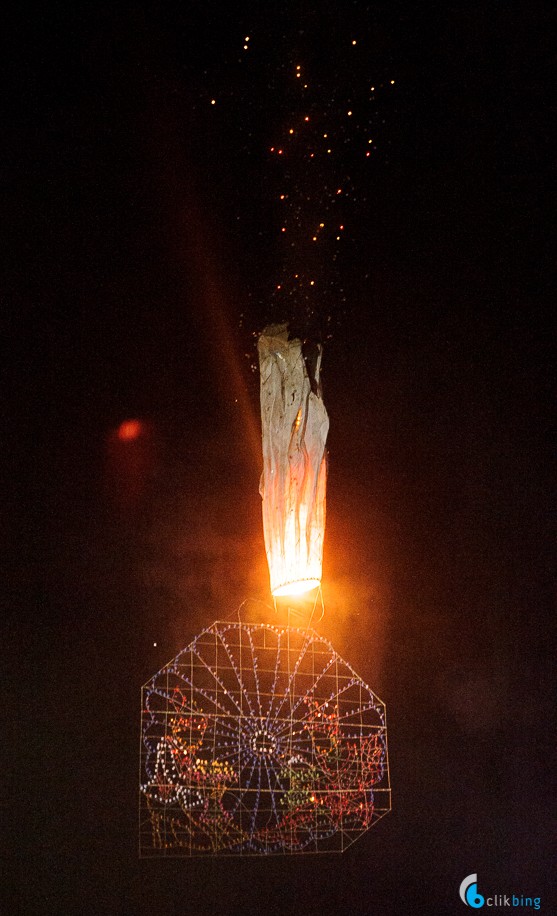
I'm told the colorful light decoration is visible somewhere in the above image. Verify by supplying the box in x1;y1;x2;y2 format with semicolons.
258;325;328;598
140;622;390;856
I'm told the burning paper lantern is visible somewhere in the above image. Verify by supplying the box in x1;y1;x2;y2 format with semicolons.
258;325;329;597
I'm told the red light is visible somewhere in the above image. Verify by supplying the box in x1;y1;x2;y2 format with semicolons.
117;419;142;441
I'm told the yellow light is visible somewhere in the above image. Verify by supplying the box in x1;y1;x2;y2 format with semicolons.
211;99;216;105
289;128;294;134
273;578;320;598
390;79;395;84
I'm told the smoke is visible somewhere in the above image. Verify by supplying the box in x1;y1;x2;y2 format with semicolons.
135;423;269;653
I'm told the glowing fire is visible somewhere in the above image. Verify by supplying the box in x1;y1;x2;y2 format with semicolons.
258;326;328;598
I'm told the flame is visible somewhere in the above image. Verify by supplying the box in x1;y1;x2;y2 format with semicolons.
259;326;328;598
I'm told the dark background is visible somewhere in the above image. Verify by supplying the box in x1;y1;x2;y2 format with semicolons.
2;2;553;914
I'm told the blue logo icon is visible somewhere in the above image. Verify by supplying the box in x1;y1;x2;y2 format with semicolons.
460;874;485;908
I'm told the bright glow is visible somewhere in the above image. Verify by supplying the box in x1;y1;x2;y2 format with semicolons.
259;326;328;598
117;419;142;441
272;578;320;598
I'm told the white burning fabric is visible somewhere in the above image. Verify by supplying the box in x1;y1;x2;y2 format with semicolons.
258;325;329;597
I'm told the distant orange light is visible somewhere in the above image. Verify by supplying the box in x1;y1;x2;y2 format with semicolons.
117;419;142;441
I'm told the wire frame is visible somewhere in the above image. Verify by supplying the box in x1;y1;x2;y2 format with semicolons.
140;621;390;856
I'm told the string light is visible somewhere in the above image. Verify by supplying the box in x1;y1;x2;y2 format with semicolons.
140;622;390;856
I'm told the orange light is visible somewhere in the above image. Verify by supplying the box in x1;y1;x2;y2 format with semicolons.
117;419;142;441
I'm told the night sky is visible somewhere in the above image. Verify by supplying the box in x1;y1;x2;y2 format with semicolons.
3;3;553;914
